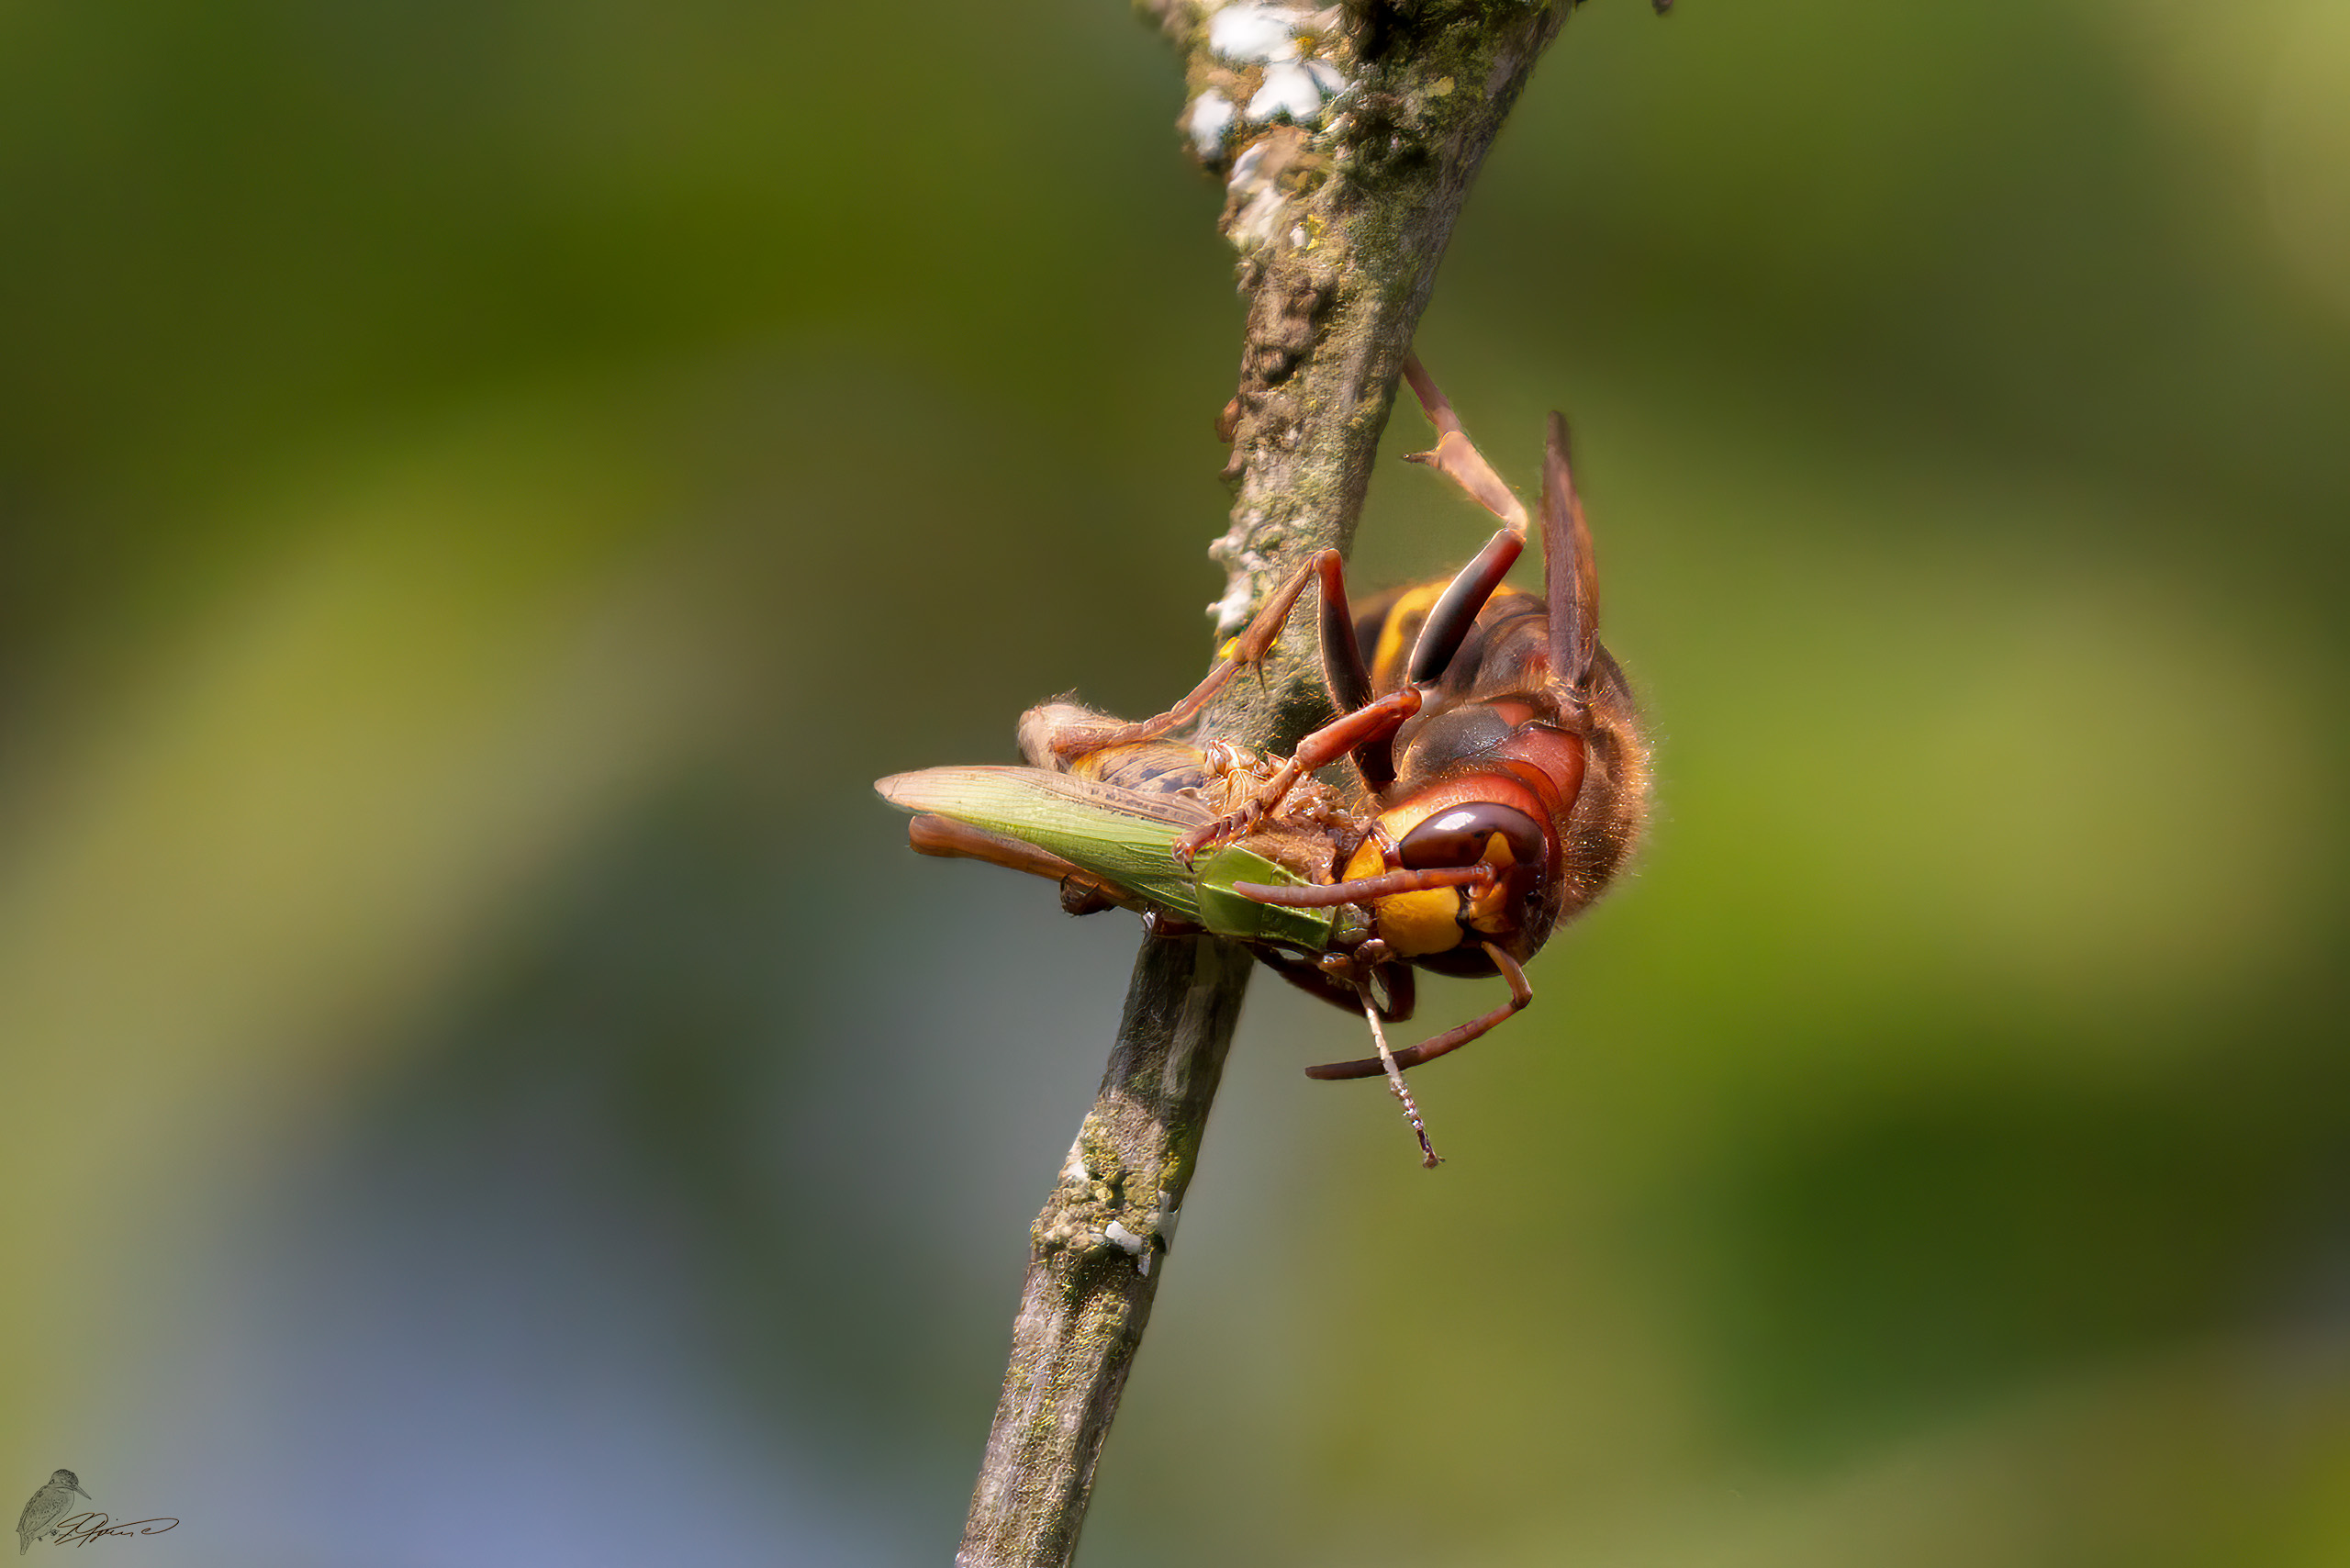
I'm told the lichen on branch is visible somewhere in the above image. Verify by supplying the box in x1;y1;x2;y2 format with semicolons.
956;6;1592;1565
1157;1;1583;750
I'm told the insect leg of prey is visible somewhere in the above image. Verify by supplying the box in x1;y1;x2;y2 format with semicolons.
906;812;1137;913
1360;986;1440;1169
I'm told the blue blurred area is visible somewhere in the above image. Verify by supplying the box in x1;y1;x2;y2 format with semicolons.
4;0;2349;1563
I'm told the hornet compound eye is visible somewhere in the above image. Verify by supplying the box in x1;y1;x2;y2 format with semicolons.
1395;801;1545;873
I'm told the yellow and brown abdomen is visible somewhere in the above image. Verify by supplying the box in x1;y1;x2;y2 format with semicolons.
1354;580;1548;697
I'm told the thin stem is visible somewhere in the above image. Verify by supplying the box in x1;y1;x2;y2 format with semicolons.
957;936;1249;1567
957;5;1583;1562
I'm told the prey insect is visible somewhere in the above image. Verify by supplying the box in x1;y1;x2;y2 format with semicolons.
877;358;1650;1166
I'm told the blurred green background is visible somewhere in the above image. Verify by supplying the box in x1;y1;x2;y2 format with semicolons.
3;0;2347;1562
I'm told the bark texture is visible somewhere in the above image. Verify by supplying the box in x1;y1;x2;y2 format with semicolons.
957;6;1583;1563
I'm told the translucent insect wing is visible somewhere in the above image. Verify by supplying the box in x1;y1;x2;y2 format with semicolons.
876;767;1338;949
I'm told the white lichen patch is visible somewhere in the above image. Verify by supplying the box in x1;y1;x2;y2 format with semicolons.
1186;89;1237;159
1230;185;1287;251
1207;513;1272;636
1227;136;1273;189
1208;573;1258;637
1209;4;1306;64
1200;2;1353;132
1248;62;1326;124
1221;130;1313;252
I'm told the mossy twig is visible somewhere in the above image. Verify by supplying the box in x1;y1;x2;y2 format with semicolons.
957;6;1583;1562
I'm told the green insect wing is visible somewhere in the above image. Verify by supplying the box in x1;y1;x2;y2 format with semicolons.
876;767;1342;951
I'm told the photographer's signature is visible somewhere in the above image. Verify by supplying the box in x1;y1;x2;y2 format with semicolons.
47;1514;180;1549
16;1472;178;1552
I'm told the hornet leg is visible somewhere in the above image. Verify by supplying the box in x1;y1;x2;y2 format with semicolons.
1305;941;1532;1080
1401;355;1532;534
1037;550;1342;761
1174;687;1423;861
1397;356;1532;686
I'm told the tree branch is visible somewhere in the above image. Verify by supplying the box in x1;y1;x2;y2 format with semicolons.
957;6;1579;1563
